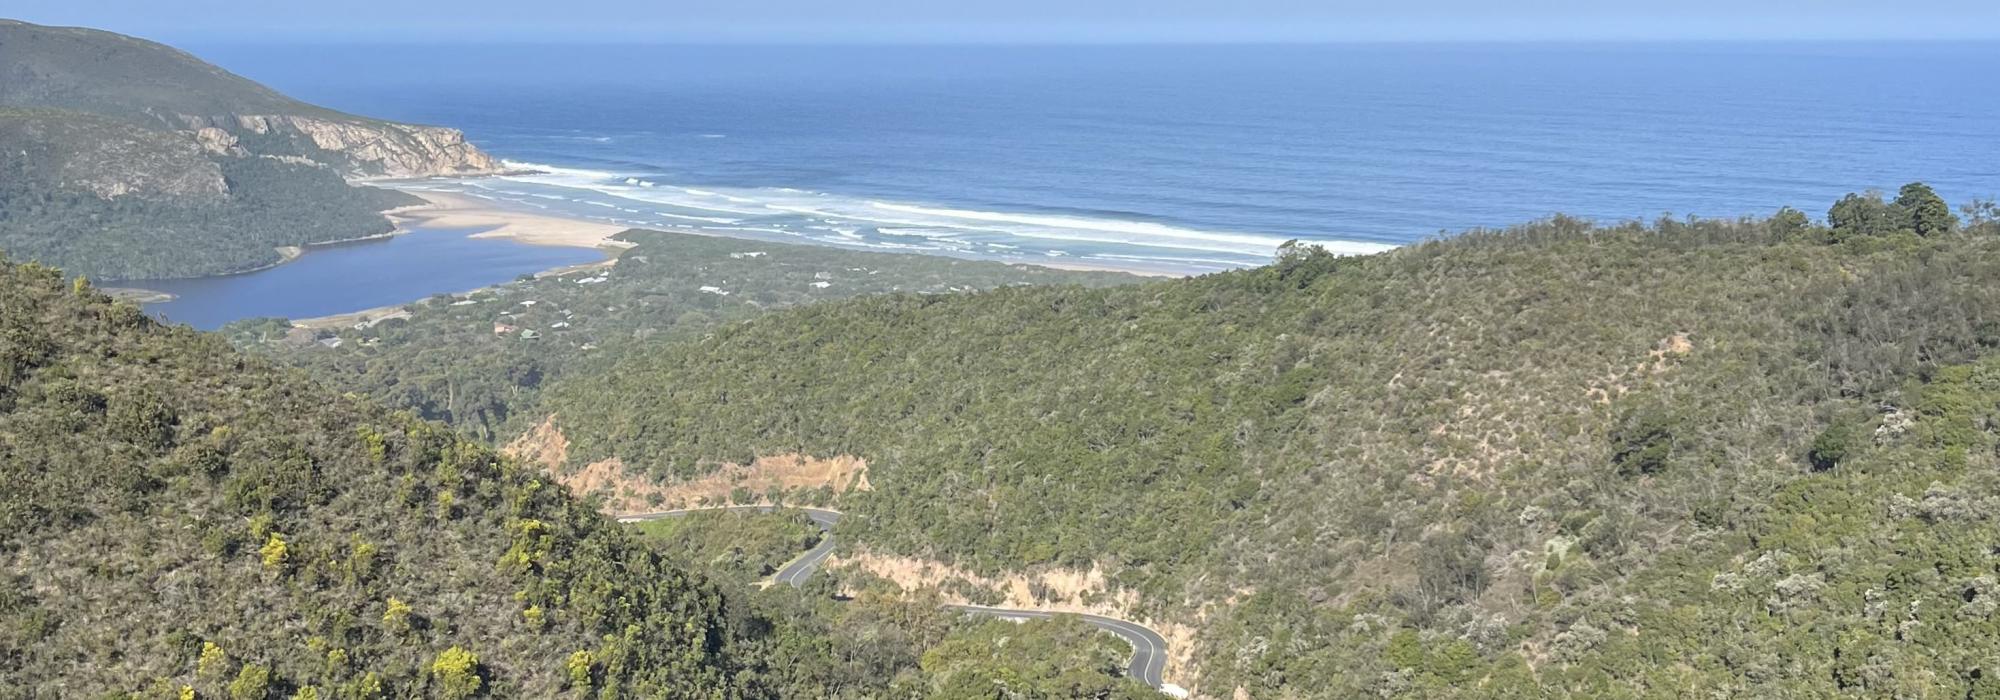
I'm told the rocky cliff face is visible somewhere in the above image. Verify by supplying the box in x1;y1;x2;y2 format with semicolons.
0;110;228;199
177;113;503;179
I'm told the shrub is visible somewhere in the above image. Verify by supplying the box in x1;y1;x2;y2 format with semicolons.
431;646;483;700
259;533;289;570
383;597;413;635
227;665;270;700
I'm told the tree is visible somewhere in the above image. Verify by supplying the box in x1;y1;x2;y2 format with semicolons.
1961;198;1998;232
1611;409;1675;476
1894;182;1957;237
1808;421;1860;471
1770;206;1814;239
1827;192;1902;239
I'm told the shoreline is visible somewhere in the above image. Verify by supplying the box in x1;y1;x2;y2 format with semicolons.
387;190;634;250
154;186;1202;328
125;191;632;303
1028;259;1186;278
290;256;617;330
390;184;1202;279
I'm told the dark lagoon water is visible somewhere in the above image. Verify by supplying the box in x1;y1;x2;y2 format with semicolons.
137;225;604;330
186;42;2000;274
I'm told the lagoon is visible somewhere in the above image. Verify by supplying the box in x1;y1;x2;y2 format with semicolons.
136;225;606;330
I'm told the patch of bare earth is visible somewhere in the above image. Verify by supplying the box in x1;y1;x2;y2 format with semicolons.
832;550;1203;693
507;417;1201;689
504;416;870;515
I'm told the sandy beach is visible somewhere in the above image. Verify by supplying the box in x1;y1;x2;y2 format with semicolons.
392;191;631;249
397;190;1179;277
1030;260;1185;278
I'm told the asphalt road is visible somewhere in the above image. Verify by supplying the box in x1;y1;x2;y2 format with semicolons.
943;604;1169;688
620;505;843;585
619;505;1171;690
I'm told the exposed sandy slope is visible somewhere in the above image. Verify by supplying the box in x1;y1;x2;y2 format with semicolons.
504;415;1210;689
505;416;871;514
834;550;1202;688
394;191;631;249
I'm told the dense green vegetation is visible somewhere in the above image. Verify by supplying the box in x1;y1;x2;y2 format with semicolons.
630;510;822;583
524;186;2000;696
227;229;1135;442
917;617;1158;700
1525;353;2000;696
0;253;1160;697
0;119;418;279
0;256;750;697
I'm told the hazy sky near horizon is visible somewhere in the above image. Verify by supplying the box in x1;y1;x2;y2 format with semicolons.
11;0;2000;43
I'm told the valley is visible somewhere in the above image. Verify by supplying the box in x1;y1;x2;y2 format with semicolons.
6;13;2000;700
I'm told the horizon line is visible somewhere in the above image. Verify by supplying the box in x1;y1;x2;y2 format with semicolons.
173;35;2000;47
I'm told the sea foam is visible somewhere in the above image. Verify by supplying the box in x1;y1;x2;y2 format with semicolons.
467;160;1399;272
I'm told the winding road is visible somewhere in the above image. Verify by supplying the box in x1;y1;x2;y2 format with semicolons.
621;505;1172;691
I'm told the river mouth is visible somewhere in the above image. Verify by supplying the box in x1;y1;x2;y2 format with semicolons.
133;224;607;330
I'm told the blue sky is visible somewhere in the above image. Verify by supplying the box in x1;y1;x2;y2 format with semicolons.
10;0;2000;43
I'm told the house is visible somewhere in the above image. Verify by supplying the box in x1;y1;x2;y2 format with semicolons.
317;337;344;349
520;330;542;340
550;321;571;329
729;251;767;259
493;323;519;335
811;281;831;289
699;286;730;296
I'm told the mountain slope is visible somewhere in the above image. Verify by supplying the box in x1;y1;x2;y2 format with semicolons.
0;19;497;178
0;20;501;280
225;228;1138;445
0;19;326;119
0;257;752;697
531;195;2000;696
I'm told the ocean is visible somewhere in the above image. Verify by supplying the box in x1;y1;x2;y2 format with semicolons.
197;42;2000;274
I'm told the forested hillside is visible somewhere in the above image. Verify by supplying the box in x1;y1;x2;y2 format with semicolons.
0;252;1162;698
0;256;765;697
226;229;1136;442
532;186;2000;696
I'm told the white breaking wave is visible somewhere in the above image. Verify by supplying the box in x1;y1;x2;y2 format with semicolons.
457;161;1400;271
868;201;1290;252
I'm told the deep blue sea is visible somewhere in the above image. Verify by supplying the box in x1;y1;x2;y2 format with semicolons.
195;42;2000;274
